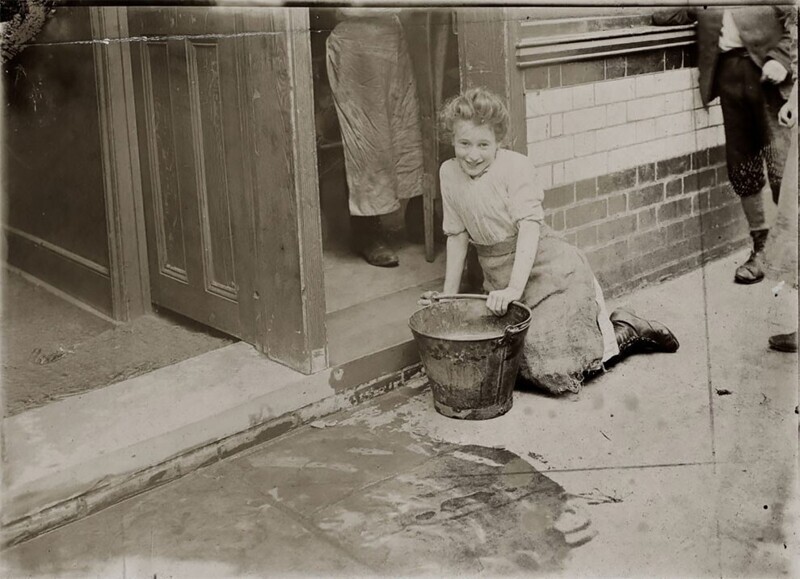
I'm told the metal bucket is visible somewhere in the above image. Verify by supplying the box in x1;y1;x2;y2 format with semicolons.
409;294;532;420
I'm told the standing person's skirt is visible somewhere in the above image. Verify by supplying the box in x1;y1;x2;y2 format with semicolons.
474;225;613;395
764;129;798;288
326;15;424;217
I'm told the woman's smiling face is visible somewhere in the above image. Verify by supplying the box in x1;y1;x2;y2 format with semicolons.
452;120;498;178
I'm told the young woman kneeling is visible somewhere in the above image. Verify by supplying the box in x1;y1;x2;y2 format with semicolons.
428;88;680;395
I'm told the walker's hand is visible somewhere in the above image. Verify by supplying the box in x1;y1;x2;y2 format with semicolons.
418;290;440;306
761;60;788;84
487;287;523;316
778;99;797;128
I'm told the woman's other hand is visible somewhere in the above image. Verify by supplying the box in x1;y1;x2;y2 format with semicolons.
761;60;788;84
418;290;439;306
487;287;523;316
778;98;797;128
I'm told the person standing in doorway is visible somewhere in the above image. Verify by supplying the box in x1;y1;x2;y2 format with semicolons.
326;8;425;267
653;6;796;284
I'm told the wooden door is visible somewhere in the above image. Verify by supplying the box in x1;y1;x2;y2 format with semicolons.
128;7;327;373
128;8;243;336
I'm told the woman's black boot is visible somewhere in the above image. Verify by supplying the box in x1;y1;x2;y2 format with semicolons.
610;309;680;360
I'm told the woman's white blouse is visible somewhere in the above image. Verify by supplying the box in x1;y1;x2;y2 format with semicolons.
439;149;545;245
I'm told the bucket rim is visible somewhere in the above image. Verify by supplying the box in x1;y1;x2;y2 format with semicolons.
408;293;531;342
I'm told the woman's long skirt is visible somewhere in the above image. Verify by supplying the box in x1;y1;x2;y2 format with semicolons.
474;226;609;395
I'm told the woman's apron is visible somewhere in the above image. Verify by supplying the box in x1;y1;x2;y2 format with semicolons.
473;225;606;395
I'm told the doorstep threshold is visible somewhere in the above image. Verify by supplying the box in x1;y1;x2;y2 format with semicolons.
326;278;442;365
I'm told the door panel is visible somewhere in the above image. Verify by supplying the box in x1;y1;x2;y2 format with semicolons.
128;7;327;372
190;41;238;300
141;41;188;282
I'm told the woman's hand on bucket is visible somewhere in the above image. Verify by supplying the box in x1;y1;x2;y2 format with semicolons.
418;290;440;306
487;287;523;316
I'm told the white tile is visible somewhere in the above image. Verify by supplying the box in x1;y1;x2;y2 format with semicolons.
634;119;656;143
573;131;597;156
595;124;637;150
529;136;574;164
565;152;608;182
714;124;727;146
595;77;636;105
682;89;697;111
695;125;718;150
572;84;595;109
655;111;694;137
552;161;566;185
690;67;700;88
551;113;564;137
563;106;607;135
693;108;710;129
635;69;692;99
606;102;627;126
691;88;705;110
627;94;666;121
664;91;684;115
526;115;550;142
708;104;724;127
526;88;574;116
534;162;553;189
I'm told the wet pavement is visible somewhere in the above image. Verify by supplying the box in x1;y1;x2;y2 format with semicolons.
2;252;798;578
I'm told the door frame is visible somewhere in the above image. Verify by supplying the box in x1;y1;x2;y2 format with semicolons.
90;5;151;322
456;7;527;153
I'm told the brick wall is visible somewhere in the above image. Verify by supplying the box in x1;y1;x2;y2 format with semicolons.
522;44;749;298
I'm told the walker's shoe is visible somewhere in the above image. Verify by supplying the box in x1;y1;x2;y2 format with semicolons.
351;216;399;268
734;229;768;285
405;196;425;244
768;331;798;353
610;309;680;357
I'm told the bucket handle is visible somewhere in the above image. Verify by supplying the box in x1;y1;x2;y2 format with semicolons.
430;293;532;341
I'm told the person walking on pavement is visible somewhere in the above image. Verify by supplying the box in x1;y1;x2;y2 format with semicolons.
653;6;796;284
764;81;798;353
326;8;426;267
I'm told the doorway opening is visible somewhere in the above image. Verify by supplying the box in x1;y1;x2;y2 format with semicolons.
309;8;460;363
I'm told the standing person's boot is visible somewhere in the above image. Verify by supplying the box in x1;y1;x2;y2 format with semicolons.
351;216;399;267
768;331;798;353
608;309;680;363
734;229;769;284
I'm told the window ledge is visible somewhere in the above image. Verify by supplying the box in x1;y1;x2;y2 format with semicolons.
517;23;696;69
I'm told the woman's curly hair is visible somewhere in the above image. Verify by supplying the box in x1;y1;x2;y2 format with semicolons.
439;87;509;145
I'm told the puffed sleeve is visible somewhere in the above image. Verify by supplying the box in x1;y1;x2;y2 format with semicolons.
440;163;467;237
766;6;795;80
506;155;545;226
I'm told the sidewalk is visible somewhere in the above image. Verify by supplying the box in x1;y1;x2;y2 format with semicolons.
3;252;798;578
